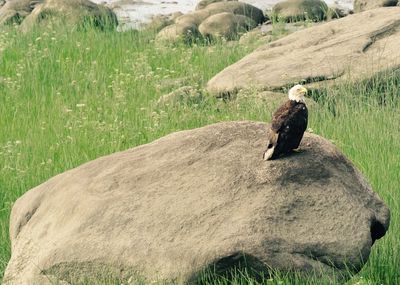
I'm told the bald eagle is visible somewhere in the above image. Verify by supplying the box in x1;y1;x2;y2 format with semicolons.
263;84;308;160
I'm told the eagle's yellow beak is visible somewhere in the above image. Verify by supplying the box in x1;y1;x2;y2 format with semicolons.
300;87;308;95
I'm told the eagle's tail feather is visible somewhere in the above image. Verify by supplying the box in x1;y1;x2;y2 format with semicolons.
263;144;275;160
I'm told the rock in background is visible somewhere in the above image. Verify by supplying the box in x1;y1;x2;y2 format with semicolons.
272;0;329;22
156;21;201;43
0;0;41;25
156;0;266;43
353;0;398;12
95;0;355;31
207;7;400;96
0;0;117;29
196;0;237;10
3;121;389;284
199;12;257;40
326;3;352;19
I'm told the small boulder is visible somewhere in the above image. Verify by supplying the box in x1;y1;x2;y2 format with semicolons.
199;12;257;40
156;22;200;43
195;0;237;10
11;0;118;31
157;1;265;43
0;0;42;25
272;0;329;22
177;1;265;26
326;4;352;19
205;1;265;24
354;0;398;12
3;121;390;284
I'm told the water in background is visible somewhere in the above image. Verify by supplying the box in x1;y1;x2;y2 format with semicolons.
94;0;353;30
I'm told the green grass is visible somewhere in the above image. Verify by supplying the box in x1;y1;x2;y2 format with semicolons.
0;23;399;284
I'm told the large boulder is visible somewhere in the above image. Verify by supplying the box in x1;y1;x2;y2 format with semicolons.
354;0;398;12
272;0;329;22
207;7;400;96
199;12;257;40
3;121;390;284
21;0;117;31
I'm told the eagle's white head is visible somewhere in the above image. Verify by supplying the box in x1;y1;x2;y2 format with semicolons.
288;84;307;103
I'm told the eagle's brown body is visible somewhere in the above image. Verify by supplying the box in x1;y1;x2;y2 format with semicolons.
264;100;308;160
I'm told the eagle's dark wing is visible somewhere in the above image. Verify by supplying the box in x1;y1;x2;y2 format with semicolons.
264;100;308;160
271;100;294;133
264;101;292;160
280;102;308;151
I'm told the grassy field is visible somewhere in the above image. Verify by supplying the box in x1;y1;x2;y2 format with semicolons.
0;23;399;284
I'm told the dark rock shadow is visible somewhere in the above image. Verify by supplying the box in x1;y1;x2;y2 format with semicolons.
188;252;270;284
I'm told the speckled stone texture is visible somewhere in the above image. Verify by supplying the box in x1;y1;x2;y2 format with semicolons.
3;121;390;284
